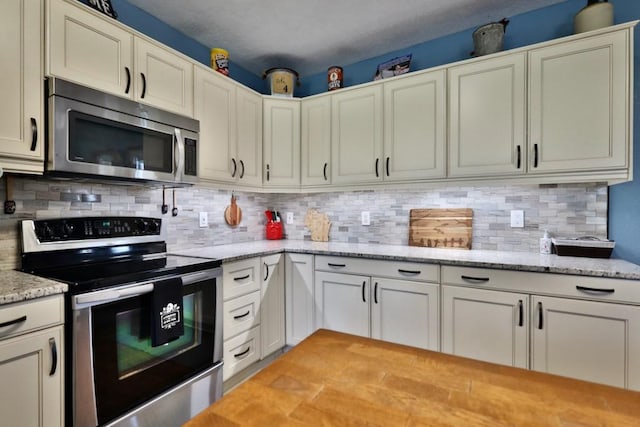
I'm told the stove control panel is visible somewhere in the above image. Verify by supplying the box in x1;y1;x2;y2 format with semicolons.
33;217;162;242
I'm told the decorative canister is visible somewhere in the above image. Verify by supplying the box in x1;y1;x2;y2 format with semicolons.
327;66;343;91
471;18;509;56
574;0;613;34
210;48;229;76
262;68;300;97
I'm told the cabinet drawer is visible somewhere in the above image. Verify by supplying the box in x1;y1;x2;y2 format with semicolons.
0;295;64;341
315;256;438;282
442;266;640;305
223;290;261;340
223;326;261;381
223;258;261;300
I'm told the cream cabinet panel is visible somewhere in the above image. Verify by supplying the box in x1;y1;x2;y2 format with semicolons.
331;85;384;184
222;258;261;301
263;98;300;187
442;285;529;369
0;326;64;427
261;254;285;358
0;0;44;173
235;86;263;186
301;95;331;186
383;70;446;181
223;290;261;340
194;67;237;182
314;271;370;337
134;37;194;117
47;0;133;97
528;31;630;173
371;278;439;351
285;253;315;346
222;326;260;381
532;296;640;390
448;53;526;177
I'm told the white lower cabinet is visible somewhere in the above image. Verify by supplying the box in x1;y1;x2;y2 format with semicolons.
260;254;285;358
0;295;64;427
314;256;439;351
532;295;640;390
284;253;315;346
442;285;528;368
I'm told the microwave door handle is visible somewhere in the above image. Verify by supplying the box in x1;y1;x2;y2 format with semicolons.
174;128;185;180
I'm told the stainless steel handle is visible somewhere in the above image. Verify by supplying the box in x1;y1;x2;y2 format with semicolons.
49;337;58;376
30;118;37;151
174;128;185;180
74;283;154;308
140;72;147;98
0;315;27;329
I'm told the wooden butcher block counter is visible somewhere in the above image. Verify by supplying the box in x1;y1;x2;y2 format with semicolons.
184;329;640;427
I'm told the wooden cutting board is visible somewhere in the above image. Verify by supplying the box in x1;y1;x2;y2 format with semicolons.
224;193;242;227
409;208;473;249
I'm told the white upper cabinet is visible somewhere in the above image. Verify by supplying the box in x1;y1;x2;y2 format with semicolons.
528;30;630;174
448;53;527;178
47;0;193;117
0;0;44;174
383;70;446;181
331;85;384;185
263;98;300;188
235;86;263;186
301;95;331;186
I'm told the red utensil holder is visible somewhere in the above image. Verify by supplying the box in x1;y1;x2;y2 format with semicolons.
266;221;283;240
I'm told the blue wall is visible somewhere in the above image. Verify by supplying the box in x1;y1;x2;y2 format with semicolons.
100;0;640;264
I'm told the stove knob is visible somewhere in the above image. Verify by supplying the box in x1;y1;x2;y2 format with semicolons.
39;223;53;240
62;222;74;236
136;219;149;234
148;220;160;234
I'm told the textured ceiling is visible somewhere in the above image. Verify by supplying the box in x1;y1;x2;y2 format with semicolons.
127;0;567;77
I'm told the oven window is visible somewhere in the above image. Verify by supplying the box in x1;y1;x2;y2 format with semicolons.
68;110;173;172
91;279;217;425
116;293;201;379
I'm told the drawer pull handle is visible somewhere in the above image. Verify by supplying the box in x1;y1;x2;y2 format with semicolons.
398;269;421;275
538;301;544;330
0;315;27;329
233;310;250;320
517;300;523;327
461;275;490;283
234;347;250;358
361;281;366;303
374;282;378;304
576;285;615;294
234;274;250;281
327;263;346;268
49;337;57;376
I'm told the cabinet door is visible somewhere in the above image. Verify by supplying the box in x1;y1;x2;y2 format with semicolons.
448;53;526;177
383;70;446;181
261;254;285;358
263;98;300;187
331;85;383;184
314;271;370;337
532;296;640;390
285;254;315;346
528;31;629;173
442;285;528;368
301;95;331;186
134;37;194;117
0;326;63;427
0;0;44;172
48;0;133;97
194;67;237;182
371;278;439;351
236;86;263;186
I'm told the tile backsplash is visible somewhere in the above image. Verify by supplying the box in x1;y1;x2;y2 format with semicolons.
0;176;607;271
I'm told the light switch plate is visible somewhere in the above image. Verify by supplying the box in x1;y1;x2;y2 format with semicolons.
286;212;294;224
199;212;208;228
510;210;524;228
361;211;370;226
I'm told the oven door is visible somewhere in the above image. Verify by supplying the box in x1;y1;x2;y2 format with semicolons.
71;269;222;427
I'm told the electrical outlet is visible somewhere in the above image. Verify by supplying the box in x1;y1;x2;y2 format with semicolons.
361;211;370;226
199;212;208;228
286;212;294;224
510;210;524;228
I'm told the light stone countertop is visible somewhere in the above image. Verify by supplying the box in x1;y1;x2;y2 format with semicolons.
172;240;640;281
0;270;68;306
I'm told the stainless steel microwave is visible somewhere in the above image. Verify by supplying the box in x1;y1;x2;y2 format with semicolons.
46;78;199;185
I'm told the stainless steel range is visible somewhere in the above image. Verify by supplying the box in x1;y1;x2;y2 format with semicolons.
21;216;222;427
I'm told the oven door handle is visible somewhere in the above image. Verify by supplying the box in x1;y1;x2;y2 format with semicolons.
73;283;155;309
